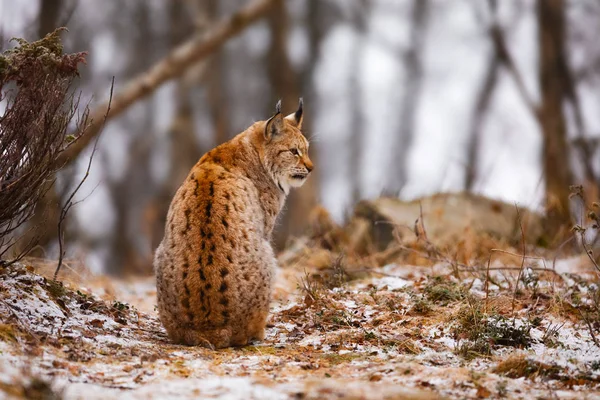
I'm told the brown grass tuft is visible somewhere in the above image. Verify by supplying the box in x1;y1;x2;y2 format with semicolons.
494;354;561;379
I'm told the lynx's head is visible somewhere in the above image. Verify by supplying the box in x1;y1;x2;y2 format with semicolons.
260;99;313;194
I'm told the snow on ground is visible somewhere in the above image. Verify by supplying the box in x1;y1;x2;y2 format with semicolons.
0;254;599;399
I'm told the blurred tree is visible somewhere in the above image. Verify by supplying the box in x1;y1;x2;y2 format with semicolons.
389;0;430;195
465;52;499;192
300;0;337;210
267;0;319;249
148;0;203;253
148;0;223;254
38;0;63;39
201;0;230;146
104;1;156;275
465;1;501;192
537;0;574;235
485;0;582;238
348;0;368;203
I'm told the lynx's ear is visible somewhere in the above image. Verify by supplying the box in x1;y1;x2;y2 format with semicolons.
285;97;303;129
265;100;284;141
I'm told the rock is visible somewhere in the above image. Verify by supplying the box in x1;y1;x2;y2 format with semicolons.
349;192;543;253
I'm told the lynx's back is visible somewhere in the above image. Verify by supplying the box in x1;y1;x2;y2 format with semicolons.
154;100;312;348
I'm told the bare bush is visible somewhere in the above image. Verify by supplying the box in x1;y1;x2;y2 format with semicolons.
0;28;88;262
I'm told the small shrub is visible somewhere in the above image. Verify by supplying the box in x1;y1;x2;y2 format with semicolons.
46;279;66;299
0;323;18;342
424;276;465;305
411;296;432;315
451;299;534;359
0;28;88;261
494;354;561;379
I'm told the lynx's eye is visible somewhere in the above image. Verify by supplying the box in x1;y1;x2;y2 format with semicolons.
289;148;301;156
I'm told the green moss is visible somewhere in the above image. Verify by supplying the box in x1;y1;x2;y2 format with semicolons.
46;280;66;299
411;296;433;315
0;324;18;343
456;338;492;360
424;276;465;305
242;346;279;355
452;300;533;359
112;301;130;311
321;352;362;365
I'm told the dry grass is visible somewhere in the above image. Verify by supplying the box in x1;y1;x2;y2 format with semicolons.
494;354;561;379
451;298;534;360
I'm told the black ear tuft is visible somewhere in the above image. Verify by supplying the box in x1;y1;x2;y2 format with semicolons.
295;97;303;122
275;99;282;115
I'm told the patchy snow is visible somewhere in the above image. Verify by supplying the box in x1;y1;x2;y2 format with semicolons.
1;258;599;399
370;276;412;290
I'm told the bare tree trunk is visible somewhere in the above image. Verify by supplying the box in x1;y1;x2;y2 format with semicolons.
465;52;500;191
146;0;208;253
348;0;368;203
299;0;338;214
266;0;316;249
554;4;599;202
38;0;63;39
267;0;299;111
203;0;230;145
537;0;574;234
388;0;429;194
167;0;201;187
105;2;155;275
295;0;333;225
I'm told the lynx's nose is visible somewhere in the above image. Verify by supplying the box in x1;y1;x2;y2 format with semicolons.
304;160;313;173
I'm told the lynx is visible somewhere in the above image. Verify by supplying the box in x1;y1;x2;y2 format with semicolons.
154;100;312;348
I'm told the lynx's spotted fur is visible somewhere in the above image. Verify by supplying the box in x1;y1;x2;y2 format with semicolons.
154;100;312;348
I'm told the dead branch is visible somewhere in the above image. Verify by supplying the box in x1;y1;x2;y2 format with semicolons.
54;78;114;281
56;0;279;167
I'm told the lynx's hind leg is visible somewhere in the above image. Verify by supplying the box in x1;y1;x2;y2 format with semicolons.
171;327;232;349
247;309;269;342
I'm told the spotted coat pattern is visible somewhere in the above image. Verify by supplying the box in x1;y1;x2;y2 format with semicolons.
154;105;312;348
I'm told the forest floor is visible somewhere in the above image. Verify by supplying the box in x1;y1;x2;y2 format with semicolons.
1;215;600;399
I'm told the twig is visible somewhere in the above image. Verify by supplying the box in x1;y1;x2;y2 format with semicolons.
396;245;470;270
489;248;545;261
552;235;575;271
578;309;600;348
570;186;600;276
511;205;527;316
484;253;492;307
580;237;600;275
54;78;114;281
462;266;564;278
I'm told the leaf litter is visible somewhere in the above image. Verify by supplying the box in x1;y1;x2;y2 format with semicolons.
0;246;599;399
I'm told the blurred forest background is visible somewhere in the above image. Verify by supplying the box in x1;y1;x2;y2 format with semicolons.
1;0;599;275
